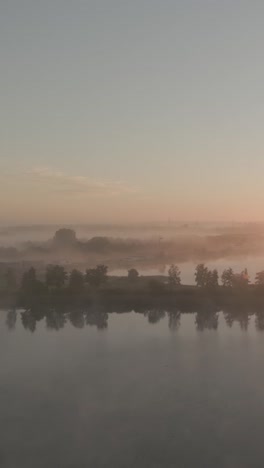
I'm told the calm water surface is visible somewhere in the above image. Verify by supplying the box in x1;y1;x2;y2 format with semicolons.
1;309;264;467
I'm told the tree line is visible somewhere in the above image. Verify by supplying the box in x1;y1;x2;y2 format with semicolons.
1;262;264;297
168;263;256;288
19;265;109;296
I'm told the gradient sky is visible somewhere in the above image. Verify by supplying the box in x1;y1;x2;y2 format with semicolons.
1;0;264;224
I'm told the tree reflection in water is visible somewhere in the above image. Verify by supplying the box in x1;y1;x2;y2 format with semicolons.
255;311;264;331
21;310;37;333
85;309;108;330
69;310;85;329
18;307;108;332
8;307;264;333
46;310;67;331
223;307;250;331
144;309;165;324
6;309;17;331
168;310;181;331
195;310;219;331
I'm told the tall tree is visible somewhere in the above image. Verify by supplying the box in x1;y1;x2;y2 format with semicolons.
195;264;208;287
221;268;234;287
68;269;85;293
46;265;68;289
232;269;250;288
206;269;219;288
168;264;181;287
255;270;264;286
21;267;37;295
4;268;17;292
85;265;108;288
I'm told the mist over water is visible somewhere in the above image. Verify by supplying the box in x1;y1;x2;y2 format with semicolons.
1;309;264;468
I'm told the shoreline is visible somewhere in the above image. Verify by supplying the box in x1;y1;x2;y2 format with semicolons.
1;281;264;311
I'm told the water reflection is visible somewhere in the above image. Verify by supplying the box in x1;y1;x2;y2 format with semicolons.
21;310;37;333
6;306;264;333
3;302;264;467
85;310;108;330
255;311;264;331
144;308;166;324
195;310;219;331
69;310;85;329
223;307;250;331
17;307;108;332
168;310;181;331
6;309;17;331
46;310;67;331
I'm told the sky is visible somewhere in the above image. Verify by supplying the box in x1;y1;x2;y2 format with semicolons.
1;0;264;224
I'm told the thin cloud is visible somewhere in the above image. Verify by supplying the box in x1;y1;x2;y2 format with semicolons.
27;167;139;197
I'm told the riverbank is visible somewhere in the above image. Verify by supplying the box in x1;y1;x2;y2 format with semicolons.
2;277;264;312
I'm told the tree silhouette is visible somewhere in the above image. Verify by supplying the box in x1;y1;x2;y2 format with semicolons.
195;264;208;287
46;265;68;289
255;271;264;286
85;265;108;288
4;268;17;292
206;269;219;288
168;264;181;287
232;269;250;289
221;268;234;287
68;269;85;293
21;267;36;291
128;268;139;281
53;228;77;247
20;267;44;298
242;268;250;285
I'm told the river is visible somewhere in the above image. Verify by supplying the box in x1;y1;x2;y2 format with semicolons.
1;309;264;467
